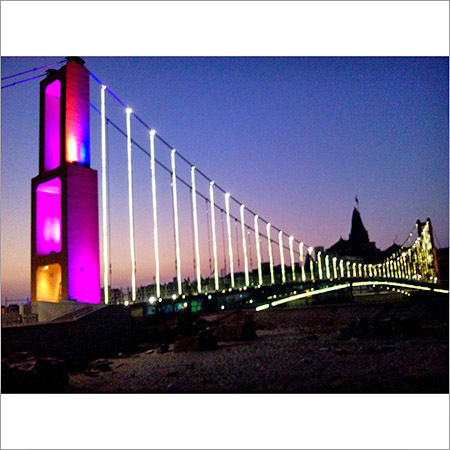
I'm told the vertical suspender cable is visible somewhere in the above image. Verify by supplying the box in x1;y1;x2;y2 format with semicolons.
240;205;249;286
171;149;182;296
191;166;202;293
225;193;235;288
106;120;113;296
209;182;219;290
299;242;306;282
100;85;109;304
235;220;241;273
266;223;274;284
149;129;160;298
309;247;315;281
221;212;227;277
289;236;296;282
205;199;212;278
248;228;254;273
317;251;323;280
125;108;137;302
333;257;338;279
254;215;263;285
279;231;286;284
325;254;331;279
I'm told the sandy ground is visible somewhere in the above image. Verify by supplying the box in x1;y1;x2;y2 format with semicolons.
69;295;449;393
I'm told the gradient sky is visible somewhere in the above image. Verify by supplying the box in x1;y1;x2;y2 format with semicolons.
1;56;448;300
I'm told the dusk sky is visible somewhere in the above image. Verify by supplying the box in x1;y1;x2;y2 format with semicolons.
2;56;448;300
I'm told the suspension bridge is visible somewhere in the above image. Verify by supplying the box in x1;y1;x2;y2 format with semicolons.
2;57;448;315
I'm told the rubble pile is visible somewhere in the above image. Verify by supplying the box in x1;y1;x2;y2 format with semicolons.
2;352;69;393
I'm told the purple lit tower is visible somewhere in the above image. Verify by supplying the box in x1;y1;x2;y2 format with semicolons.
31;58;101;304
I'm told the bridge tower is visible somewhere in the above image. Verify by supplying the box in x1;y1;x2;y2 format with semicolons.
416;218;441;283
31;58;101;304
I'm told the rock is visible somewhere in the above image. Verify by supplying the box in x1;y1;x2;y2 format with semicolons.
305;334;318;341
356;317;369;337
2;354;69;393
5;352;32;363
197;327;217;351
398;317;420;336
158;343;169;354
174;336;198;352
334;330;348;340
361;345;392;355
215;312;257;342
333;348;348;355
241;319;257;340
174;327;217;352
166;383;180;392
382;344;397;352
89;359;112;372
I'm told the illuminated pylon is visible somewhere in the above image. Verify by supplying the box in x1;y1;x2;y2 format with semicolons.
31;58;100;303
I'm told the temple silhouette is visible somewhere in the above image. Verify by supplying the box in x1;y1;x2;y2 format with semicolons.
326;205;400;263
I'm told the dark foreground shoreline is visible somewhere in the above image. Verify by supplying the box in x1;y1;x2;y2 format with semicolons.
68;294;448;393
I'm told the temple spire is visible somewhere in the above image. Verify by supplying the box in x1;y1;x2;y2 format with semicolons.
349;207;369;245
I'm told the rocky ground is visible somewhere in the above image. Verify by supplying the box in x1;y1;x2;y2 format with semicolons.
69;293;449;393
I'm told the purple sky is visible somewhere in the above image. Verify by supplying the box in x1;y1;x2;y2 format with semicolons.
1;57;448;300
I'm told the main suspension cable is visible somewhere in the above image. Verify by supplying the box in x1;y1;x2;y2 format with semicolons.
1;73;47;90
1;59;67;81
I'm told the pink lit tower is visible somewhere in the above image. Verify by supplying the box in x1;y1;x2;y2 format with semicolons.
31;57;101;304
